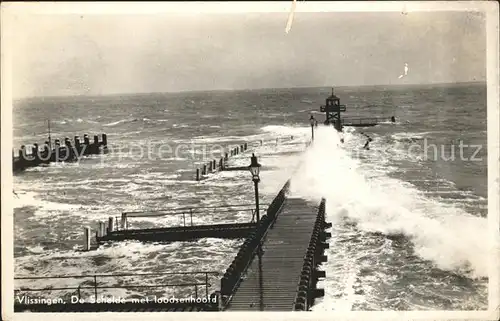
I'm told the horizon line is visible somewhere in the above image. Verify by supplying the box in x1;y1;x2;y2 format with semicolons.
13;80;487;102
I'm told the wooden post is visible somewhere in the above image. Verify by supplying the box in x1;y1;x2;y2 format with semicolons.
74;136;81;155
213;159;216;170
27;145;35;164
65;138;74;160
121;213;127;229
83;134;90;155
93;135;99;154
97;222;104;237
83;227;91;251
102;133;107;146
196;168;200;181
33;143;40;163
219;158;223;170
108;217;114;233
209;161;213;172
225;152;228;161
203;164;207;175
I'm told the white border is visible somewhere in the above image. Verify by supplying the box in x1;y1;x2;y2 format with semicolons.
1;2;499;321
0;1;494;14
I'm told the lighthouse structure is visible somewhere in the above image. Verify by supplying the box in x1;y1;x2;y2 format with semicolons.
319;88;346;132
319;87;396;132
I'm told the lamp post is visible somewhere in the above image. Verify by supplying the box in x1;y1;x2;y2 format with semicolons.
309;115;315;141
248;153;261;223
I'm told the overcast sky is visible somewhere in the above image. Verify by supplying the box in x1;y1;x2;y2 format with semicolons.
9;11;486;98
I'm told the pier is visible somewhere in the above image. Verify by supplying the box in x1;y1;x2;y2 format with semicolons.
14;89;397;312
95;204;264;244
195;142;250;181
222;197;330;311
13;133;109;173
194;136;298;180
343;116;396;127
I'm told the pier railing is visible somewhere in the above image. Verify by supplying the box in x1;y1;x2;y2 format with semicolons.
14;270;219;303
292;198;330;311
116;203;270;231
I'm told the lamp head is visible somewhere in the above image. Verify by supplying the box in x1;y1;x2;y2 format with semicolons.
249;153;261;181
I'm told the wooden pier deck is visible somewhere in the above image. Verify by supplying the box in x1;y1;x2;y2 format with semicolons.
225;198;319;311
98;222;257;243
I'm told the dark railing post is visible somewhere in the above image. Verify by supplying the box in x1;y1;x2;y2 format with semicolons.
254;180;260;223
258;245;264;311
183;213;186;227
190;209;193;226
205;272;209;298
195;285;198;299
93;275;98;301
77;285;81;300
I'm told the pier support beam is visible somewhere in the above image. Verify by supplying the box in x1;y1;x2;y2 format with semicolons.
98;222;106;237
83;227;91;251
108;217;115;233
121;213;127;230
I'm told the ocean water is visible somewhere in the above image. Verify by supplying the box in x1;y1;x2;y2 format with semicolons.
12;83;488;310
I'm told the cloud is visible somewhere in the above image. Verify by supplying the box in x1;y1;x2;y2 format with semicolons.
9;12;486;98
